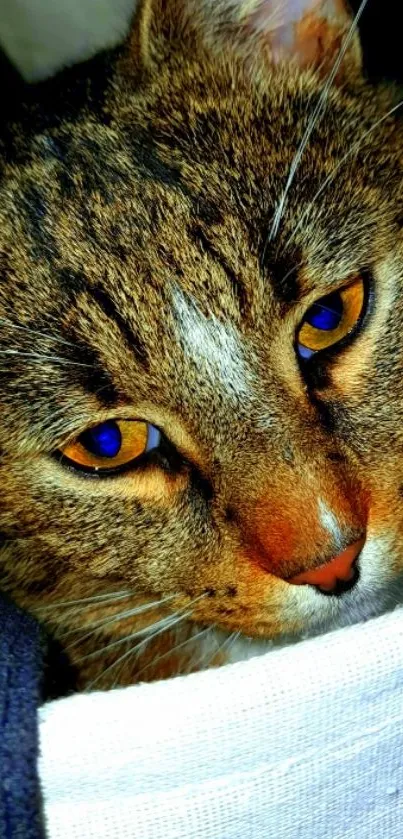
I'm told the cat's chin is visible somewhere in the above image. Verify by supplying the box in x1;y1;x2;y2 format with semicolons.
203;536;403;668
208;591;402;670
46;573;401;693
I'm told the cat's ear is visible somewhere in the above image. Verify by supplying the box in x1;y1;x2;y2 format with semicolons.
126;0;155;73
235;0;363;79
124;0;195;77
126;0;362;81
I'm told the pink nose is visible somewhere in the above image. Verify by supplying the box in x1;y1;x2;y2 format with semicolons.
286;538;365;592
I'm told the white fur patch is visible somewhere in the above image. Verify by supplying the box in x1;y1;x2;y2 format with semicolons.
172;287;254;404
218;632;274;663
318;499;343;549
356;535;394;589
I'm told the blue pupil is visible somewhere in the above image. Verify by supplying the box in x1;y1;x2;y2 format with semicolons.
81;421;122;459
305;292;343;331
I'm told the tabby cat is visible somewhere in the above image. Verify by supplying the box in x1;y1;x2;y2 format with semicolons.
0;0;402;692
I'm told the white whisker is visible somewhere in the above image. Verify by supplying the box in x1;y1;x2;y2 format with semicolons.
84;601;204;691
285;98;403;248
0;317;77;350
110;639;133;689
0;348;91;367
62;594;178;649
35;589;134;611
196;629;241;672
80;616;183;665
134;626;213;680
79;594;206;664
268;0;369;242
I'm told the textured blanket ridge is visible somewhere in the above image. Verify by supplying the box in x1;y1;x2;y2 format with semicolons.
39;607;403;839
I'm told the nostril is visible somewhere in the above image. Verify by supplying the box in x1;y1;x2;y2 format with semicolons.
316;559;361;596
286;538;365;591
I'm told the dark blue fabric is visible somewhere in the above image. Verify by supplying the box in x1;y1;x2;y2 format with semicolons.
0;594;46;839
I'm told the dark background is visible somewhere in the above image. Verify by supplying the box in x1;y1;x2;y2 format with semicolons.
0;1;401;94
351;0;402;82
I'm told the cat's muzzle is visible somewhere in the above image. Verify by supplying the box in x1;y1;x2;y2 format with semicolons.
285;538;364;596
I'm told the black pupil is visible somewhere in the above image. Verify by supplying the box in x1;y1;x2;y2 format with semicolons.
305;292;344;331
80;421;122;458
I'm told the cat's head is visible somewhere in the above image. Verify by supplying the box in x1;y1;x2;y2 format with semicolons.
0;0;402;687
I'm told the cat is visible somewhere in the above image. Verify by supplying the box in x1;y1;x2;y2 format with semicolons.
0;0;402;693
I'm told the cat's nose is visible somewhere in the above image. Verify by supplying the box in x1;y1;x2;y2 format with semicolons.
237;474;367;589
284;537;365;594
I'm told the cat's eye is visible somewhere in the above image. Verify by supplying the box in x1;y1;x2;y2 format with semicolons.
297;276;365;359
59;419;161;474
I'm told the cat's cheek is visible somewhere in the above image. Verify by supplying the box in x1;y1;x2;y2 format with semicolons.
326;334;375;399
183;555;307;638
363;480;403;568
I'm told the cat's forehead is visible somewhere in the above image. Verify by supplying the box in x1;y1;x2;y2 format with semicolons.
1;52;394;268
0;54;400;448
1;74;374;305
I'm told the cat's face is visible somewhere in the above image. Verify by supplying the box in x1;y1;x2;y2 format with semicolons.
0;0;402;687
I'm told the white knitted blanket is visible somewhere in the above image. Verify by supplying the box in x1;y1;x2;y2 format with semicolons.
39;607;403;838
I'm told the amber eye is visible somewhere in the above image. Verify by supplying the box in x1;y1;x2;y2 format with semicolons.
60;419;161;474
298;276;365;359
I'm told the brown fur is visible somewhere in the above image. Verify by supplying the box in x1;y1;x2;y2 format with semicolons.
0;0;402;692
